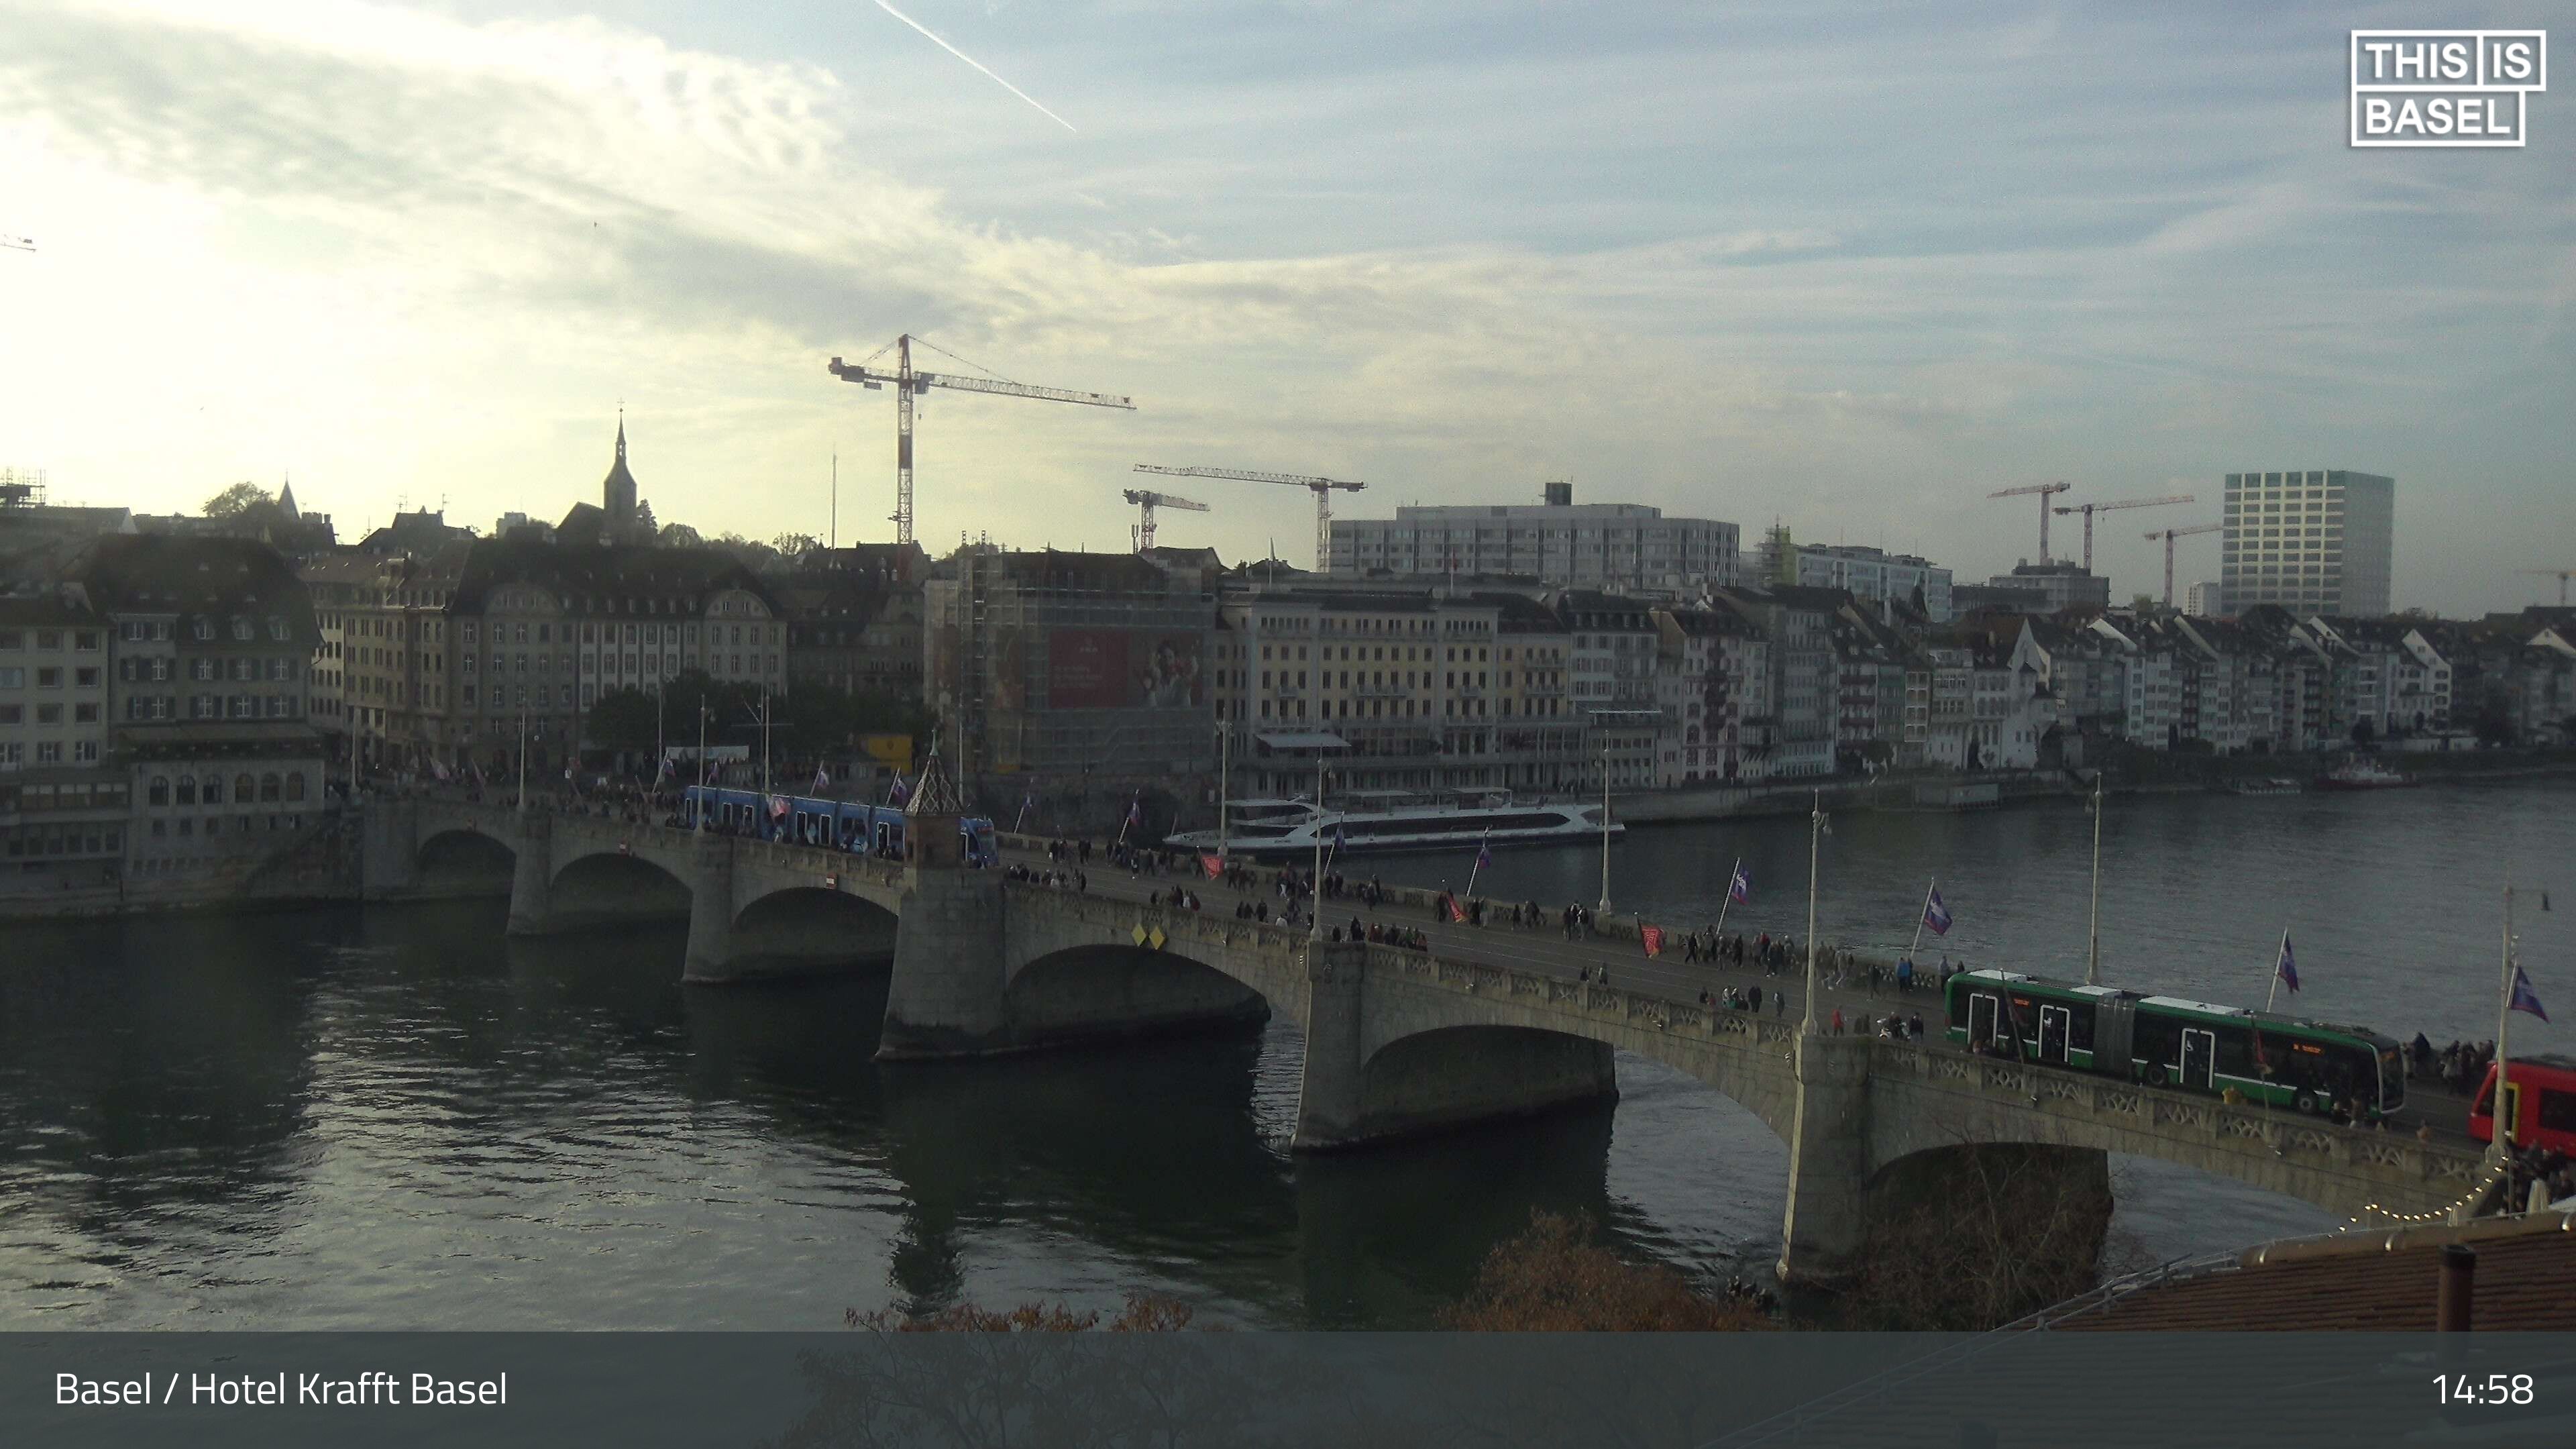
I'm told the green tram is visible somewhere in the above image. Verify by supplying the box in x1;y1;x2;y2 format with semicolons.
1941;969;2407;1120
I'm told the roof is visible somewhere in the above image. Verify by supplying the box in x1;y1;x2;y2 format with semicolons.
2063;1214;2576;1330
447;538;783;617
69;534;317;641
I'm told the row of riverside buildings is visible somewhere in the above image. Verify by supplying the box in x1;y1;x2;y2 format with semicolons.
4;437;2569;888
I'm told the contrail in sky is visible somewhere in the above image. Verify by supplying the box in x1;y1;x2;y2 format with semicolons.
869;0;1078;132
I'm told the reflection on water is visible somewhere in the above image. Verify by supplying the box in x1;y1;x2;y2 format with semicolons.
0;782;2567;1328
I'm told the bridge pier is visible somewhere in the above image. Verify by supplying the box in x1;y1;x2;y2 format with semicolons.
1291;941;1370;1150
1778;1032;1875;1288
358;799;419;900
877;845;1012;1059
504;808;553;936
682;830;739;983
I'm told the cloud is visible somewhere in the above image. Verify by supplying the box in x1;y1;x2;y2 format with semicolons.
0;0;2567;614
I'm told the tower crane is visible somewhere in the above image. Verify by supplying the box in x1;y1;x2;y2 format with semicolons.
828;335;1135;547
1988;482;2072;561
1133;464;1364;570
2052;494;2195;572
1122;489;1208;553
2517;568;2575;606
2143;523;2222;607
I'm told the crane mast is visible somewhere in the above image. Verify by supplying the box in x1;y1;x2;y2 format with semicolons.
1988;482;2074;561
1122;488;1210;553
1134;464;1364;570
828;335;1135;546
2516;568;2575;606
2143;523;2222;606
2052;493;2196;571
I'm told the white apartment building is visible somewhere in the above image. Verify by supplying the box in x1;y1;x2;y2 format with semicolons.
1794;545;1955;622
2219;470;2395;618
1329;483;1739;594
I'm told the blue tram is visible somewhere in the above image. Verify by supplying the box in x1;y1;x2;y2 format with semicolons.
680;786;996;865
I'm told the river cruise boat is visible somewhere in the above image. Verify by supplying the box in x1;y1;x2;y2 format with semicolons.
2229;777;2304;796
2314;757;2414;791
1163;789;1619;858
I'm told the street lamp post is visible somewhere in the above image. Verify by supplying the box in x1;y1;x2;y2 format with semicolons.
1597;742;1612;914
1804;790;1825;1036
1309;754;1328;940
1218;720;1231;858
2086;771;2104;985
694;702;708;832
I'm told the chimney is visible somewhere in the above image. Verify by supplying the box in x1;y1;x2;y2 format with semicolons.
2436;1243;2475;1332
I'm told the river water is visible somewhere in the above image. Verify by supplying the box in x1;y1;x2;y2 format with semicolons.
3;780;2567;1330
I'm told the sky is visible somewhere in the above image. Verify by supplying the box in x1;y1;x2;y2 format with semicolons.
0;0;2570;614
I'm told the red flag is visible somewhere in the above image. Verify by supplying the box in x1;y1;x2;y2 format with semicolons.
1445;896;1466;923
1199;853;1223;879
1642;925;1664;958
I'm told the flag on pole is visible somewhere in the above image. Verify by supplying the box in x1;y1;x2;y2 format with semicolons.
471;763;486;788
2275;934;2299;994
1124;794;1143;828
1332;824;1348;853
430;758;450;782
1642;924;1664;958
888;775;910;806
1729;861;1751;904
1445;897;1466;923
1923;888;1953;937
813;763;830;794
1199;853;1224;880
2511;965;2549;1023
769;794;790;821
1476;839;1492;869
655;755;674;783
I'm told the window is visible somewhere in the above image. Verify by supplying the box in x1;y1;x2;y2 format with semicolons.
193;619;214;641
203;775;225;804
260;773;281;802
285;772;306;802
178;775;197;805
36;667;60;688
150;776;169;806
231;618;252;641
234;773;255;803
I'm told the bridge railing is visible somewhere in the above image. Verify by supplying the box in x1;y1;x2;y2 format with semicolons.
1869;1038;2487;1192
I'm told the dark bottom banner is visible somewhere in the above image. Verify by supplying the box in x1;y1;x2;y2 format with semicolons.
6;1332;2575;1448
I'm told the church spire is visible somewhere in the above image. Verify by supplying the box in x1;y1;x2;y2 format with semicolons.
616;404;627;463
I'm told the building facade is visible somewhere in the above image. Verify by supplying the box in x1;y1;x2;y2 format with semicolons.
1328;484;1739;594
1796;544;1955;623
2219;470;2395;618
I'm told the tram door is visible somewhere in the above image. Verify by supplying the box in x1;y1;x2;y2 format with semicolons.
2037;1006;2070;1063
2181;1028;2216;1089
1968;991;2000;1050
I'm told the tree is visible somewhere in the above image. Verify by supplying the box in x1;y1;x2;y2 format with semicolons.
770;531;824;569
2129;593;2159;613
586;686;662;753
658;521;704;549
203;481;270;518
1437;1210;1770;1331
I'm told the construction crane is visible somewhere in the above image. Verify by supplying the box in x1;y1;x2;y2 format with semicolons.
2143;523;2223;607
1134;464;1364;571
2052;494;2195;572
1122;488;1208;553
827;335;1135;547
0;231;31;253
2517;568;2575;606
1988;482;2073;561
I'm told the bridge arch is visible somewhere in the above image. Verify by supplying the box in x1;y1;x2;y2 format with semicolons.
730;885;903;970
416;826;516;894
1347;1024;1619;1146
1006;943;1269;1046
549;849;692;928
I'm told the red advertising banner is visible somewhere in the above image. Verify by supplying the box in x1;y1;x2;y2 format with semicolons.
1047;629;1203;710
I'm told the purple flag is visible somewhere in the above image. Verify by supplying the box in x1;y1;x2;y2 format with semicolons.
1923;888;1953;937
2511;965;2548;1023
2275;933;2299;994
1729;861;1750;904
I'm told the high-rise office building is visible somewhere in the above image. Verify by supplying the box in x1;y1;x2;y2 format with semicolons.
2218;470;2393;618
2183;580;2222;618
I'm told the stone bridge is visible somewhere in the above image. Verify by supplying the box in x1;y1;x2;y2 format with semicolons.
360;797;2491;1285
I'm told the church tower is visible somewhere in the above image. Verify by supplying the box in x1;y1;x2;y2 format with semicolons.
602;410;639;540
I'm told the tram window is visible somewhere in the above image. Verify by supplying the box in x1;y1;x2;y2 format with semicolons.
2540;1089;2576;1134
2069;1008;2096;1053
2212;1028;2251;1078
2133;1015;2178;1066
